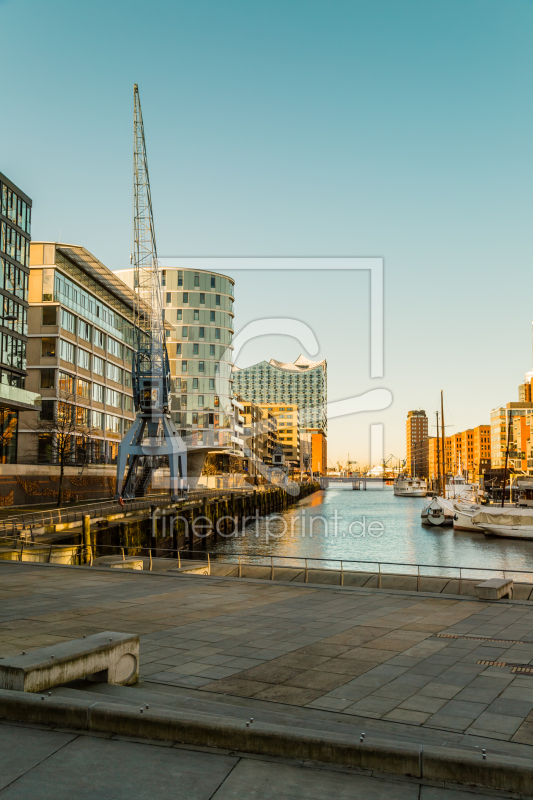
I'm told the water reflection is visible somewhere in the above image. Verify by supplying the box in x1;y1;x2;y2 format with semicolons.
211;486;533;579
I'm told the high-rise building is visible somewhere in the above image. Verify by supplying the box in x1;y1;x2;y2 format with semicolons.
0;173;41;463
406;410;428;476
20;243;140;465
254;403;300;465
116;267;238;458
232;355;327;435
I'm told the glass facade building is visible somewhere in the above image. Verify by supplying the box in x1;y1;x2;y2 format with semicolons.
232;355;327;436
116;267;236;451
0;174;41;464
20;243;141;465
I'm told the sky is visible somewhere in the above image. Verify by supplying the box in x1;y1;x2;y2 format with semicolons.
2;0;533;466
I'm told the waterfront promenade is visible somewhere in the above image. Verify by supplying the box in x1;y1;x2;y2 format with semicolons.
4;560;533;796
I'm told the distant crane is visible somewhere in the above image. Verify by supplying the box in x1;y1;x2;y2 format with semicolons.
115;85;187;500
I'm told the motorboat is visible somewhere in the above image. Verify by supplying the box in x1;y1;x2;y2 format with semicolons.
421;496;453;526
471;508;533;540
445;474;478;499
394;473;427;497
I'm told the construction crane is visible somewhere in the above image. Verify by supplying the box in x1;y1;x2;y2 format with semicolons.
115;84;187;500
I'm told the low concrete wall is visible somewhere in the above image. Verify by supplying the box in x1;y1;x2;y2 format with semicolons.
0;546;78;564
1;690;533;793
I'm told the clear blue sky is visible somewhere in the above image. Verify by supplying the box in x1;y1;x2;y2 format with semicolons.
2;0;533;465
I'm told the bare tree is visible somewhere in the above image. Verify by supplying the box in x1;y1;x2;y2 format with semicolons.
31;394;98;507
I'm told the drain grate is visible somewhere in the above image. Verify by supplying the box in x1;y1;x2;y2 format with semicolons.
436;633;531;644
477;659;533;674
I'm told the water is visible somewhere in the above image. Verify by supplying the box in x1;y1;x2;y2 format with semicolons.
210;486;533;580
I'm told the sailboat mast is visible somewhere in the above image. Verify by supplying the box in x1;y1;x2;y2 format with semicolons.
441;391;446;498
436;411;441;495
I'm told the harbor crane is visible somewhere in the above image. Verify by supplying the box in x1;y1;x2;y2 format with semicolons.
115;85;187;501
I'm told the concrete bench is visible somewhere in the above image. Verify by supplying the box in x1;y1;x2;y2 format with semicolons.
170;560;210;576
99;557;144;570
475;578;513;600
0;631;139;693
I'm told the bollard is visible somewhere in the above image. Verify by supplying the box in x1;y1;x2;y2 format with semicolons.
83;515;91;565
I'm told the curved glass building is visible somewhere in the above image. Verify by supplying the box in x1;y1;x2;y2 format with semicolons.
116;266;236;451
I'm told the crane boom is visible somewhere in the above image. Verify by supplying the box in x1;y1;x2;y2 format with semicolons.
115;85;187;500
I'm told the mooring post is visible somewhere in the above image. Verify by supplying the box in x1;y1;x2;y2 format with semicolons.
83;515;91;565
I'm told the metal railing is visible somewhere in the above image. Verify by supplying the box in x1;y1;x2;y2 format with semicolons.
4;542;532;596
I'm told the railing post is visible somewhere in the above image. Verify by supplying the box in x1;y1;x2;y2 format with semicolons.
270;556;274;580
340;560;344;586
149;549;153;571
417;565;420;592
121;547;125;561
48;545;53;563
459;567;462;596
178;550;181;569
378;562;381;588
305;558;308;583
238;555;242;577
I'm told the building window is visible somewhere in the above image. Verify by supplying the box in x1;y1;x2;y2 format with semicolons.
215;328;220;339
177;343;181;354
58;371;73;393
92;383;104;403
194;274;200;287
198;395;204;406
92;411;103;430
199;327;205;338
210;345;215;356
161;270;166;287
77;348;91;371
181;394;187;408
93;355;104;376
58;339;74;362
178;273;183;286
40;368;55;389
209;379;215;389
124;394;133;412
216;294;220;305
193;378;198;389
182;361;187;372
199;361;204;372
77;378;90;399
42;306;57;326
106;388;122;408
210;311;215;322
194;310;199;321
108;337;123;360
177;309;182;320
200;293;205;304
183;292;188;303
214;396;219;407
61;308;76;334
211;276;215;288
40;399;54;421
166;292;171;304
106;362;123;384
182;326;188;338
94;329;105;350
78;320;91;343
105;414;122;434
193;344;199;355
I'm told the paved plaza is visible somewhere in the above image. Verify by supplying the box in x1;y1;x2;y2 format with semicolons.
4;560;533;754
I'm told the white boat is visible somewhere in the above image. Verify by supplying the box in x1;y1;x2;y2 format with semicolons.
472;508;533;539
452;499;483;532
394;473;427;497
421;496;454;526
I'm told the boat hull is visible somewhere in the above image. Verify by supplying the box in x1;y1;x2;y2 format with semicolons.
477;524;533;540
452;510;479;532
394;488;427;497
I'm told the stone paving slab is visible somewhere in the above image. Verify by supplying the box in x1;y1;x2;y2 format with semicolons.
6;561;533;753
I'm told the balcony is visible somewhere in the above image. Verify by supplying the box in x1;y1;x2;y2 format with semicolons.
0;384;41;411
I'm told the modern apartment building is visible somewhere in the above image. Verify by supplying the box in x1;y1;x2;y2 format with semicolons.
406;410;428;476
242;402;278;468
307;427;327;476
252;403;300;465
490;402;533;469
20;243;140;464
0;174;42;463
116;266;239;458
232;355;327;435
